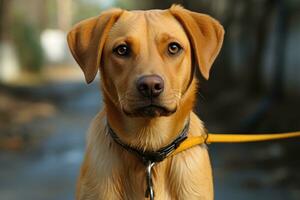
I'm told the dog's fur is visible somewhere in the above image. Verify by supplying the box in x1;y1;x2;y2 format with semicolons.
67;5;224;200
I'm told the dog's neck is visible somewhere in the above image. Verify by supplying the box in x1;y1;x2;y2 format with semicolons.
103;81;197;151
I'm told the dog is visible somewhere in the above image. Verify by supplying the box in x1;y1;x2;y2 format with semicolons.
67;5;224;200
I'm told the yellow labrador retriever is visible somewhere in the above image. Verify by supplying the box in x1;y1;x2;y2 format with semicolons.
67;5;224;200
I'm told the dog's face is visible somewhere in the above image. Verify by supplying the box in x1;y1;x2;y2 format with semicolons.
67;5;224;118
102;10;192;117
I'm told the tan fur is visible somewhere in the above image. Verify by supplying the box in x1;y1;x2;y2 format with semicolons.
68;5;224;200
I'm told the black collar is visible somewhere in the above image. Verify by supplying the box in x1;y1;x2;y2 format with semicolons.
107;121;189;165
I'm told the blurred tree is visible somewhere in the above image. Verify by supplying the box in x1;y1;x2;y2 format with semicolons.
72;0;103;23
0;0;12;41
0;0;21;82
57;0;72;31
11;19;44;72
272;0;288;99
9;0;46;72
248;0;275;93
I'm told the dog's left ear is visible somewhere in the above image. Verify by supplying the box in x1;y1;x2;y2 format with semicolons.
169;5;224;79
67;9;123;83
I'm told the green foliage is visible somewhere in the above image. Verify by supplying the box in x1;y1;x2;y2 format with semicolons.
11;18;44;72
73;1;103;23
115;0;136;9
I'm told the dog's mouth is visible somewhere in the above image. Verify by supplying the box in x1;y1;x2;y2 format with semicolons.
123;104;176;118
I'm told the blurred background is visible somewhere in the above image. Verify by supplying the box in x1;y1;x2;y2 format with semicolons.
0;0;299;199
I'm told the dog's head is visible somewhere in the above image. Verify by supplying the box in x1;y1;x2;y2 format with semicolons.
67;5;224;118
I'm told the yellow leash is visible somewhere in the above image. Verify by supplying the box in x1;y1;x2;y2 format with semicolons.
171;131;300;157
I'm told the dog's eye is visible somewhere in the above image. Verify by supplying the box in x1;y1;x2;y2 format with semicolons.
113;44;130;57
168;42;182;55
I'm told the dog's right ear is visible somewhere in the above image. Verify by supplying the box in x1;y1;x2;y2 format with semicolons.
67;9;123;83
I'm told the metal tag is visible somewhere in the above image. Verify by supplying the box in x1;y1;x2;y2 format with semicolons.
145;161;155;200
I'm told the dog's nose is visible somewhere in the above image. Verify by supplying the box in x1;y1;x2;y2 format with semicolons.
137;75;164;98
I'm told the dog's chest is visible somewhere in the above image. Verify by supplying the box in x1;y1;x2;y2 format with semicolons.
116;160;173;200
113;148;213;200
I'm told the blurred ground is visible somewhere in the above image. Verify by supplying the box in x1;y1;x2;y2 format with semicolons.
0;67;101;200
0;67;300;200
